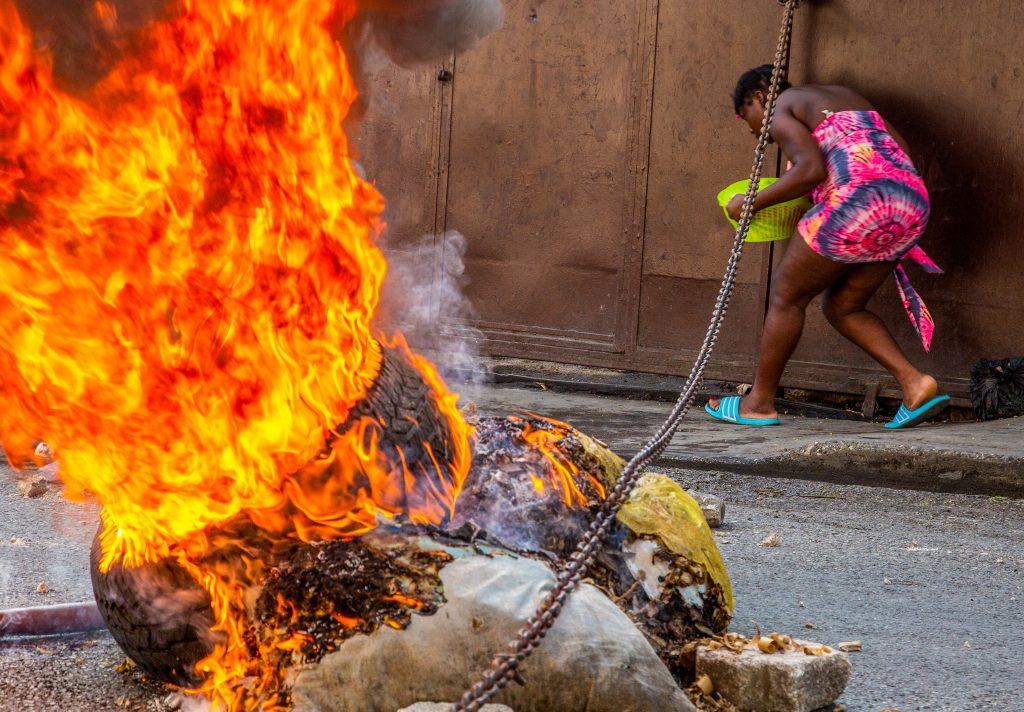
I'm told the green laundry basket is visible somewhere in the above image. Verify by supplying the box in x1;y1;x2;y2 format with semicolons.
716;177;811;242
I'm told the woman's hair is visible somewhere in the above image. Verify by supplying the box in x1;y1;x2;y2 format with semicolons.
732;64;791;115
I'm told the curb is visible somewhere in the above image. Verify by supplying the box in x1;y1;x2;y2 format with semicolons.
641;443;1024;498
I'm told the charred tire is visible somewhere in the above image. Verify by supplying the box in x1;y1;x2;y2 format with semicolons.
90;343;454;685
339;344;454;482
90;529;215;686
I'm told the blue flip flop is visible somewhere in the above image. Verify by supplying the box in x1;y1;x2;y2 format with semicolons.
705;395;780;426
884;395;951;429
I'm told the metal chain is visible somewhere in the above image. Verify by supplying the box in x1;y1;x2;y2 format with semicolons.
451;3;799;709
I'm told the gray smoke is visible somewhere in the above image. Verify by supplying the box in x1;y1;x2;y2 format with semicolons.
14;0;503;92
352;1;502;385
350;0;504;67
375;231;487;387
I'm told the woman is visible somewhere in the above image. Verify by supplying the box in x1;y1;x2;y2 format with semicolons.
706;65;948;429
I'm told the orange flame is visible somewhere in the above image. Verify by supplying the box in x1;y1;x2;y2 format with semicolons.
330;611;364;629
518;415;606;507
382;593;424;610
0;0;471;705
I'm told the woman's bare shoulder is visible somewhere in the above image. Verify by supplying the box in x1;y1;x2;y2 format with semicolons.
796;84;875;110
774;87;823;127
779;85;874;126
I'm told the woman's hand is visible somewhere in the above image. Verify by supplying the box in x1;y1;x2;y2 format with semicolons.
726;194;748;221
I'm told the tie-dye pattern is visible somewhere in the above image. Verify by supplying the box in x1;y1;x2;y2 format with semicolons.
796;110;941;350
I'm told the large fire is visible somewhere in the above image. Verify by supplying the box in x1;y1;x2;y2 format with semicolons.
0;0;475;706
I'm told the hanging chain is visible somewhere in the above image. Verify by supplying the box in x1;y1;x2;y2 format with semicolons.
451;3;799;710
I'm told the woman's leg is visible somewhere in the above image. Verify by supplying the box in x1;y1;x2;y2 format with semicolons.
711;236;850;419
821;263;938;409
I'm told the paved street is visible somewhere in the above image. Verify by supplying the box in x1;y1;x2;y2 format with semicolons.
0;466;166;711
1;383;1022;711
665;466;1024;712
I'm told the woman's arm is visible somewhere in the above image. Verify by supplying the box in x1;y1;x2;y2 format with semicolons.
726;106;826;220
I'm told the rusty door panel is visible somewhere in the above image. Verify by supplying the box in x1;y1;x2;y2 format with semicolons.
443;0;649;351
637;0;783;378
781;0;1024;398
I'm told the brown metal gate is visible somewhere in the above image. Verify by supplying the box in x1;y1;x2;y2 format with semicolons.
358;0;1024;402
442;0;650;358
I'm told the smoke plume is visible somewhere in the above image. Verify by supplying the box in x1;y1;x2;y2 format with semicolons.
350;0;504;67
13;1;503;92
375;231;487;387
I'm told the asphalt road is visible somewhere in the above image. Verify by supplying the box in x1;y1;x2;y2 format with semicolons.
1;453;1021;711
0;463;170;711
665;466;1024;712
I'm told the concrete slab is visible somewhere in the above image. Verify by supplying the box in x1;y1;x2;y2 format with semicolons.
696;640;851;712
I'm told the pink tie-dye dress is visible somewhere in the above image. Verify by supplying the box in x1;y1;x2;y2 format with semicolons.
796;110;941;351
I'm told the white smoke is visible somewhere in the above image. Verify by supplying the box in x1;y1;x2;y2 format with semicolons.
351;0;504;67
15;1;504;90
375;231;487;386
354;1;502;386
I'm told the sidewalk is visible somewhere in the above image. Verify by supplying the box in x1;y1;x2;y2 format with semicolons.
462;382;1024;497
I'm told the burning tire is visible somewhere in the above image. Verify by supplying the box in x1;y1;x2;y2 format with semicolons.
89;531;216;687
89;343;462;685
90;352;731;702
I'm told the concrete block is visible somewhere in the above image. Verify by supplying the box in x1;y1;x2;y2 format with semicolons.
689;491;725;528
696;639;850;712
